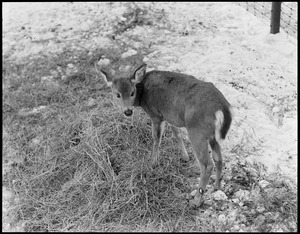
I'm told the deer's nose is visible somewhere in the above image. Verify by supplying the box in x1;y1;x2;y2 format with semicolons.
124;109;133;117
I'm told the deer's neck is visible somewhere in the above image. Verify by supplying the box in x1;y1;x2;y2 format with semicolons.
134;82;144;107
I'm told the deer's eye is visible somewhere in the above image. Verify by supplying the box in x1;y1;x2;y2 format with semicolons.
116;93;121;98
130;91;135;97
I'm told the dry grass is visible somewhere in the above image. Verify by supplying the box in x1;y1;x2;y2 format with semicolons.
3;48;211;232
3;45;297;232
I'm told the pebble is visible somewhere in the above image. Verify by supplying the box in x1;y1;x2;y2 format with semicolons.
67;63;74;68
121;49;137;58
258;180;271;189
143;57;150;62
218;214;227;223
97;58;111;67
212;190;228;201
119;16;127;21
231;198;239;203
272;106;280;113
190;189;197;197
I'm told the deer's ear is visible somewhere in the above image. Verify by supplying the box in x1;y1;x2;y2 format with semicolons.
132;64;147;84
94;63;113;87
99;69;113;87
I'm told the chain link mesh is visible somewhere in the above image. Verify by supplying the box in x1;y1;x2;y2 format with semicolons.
237;2;297;39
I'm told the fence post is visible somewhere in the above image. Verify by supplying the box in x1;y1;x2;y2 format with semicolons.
270;2;282;34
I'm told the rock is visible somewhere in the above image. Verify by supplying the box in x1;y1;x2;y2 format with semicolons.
258;180;271;189
143;57;150;62
119;16;127;21
190;189;197;197
218;214;227;223
231;198;239;203
234;189;250;201
67;63;74;69
272;106;280;113
97;58;111;67
212;190;228;201
121;49;137;58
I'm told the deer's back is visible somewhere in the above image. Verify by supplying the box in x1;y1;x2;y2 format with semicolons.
138;70;231;129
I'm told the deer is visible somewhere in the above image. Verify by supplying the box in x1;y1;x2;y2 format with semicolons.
97;63;233;207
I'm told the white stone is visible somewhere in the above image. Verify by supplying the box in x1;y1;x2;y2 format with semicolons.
143;57;150;62
231;198;239;203
272;106;280;113
218;214;227;223
212;190;228;201
67;63;74;68
97;58;111;67
258;180;271;189
119;16;127;21
121;49;137;58
190;189;197;197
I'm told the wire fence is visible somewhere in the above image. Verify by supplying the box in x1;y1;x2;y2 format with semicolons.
237;2;297;40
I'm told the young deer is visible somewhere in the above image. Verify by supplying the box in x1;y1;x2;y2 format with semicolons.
98;63;233;207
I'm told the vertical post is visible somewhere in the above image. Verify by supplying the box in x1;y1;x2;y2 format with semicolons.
270;2;282;34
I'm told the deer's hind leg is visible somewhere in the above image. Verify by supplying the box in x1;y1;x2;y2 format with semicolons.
209;138;223;191
188;128;213;207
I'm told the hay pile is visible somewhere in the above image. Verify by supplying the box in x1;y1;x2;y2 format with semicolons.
4;49;201;232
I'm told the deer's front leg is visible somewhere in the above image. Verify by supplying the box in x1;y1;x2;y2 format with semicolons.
151;119;165;167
